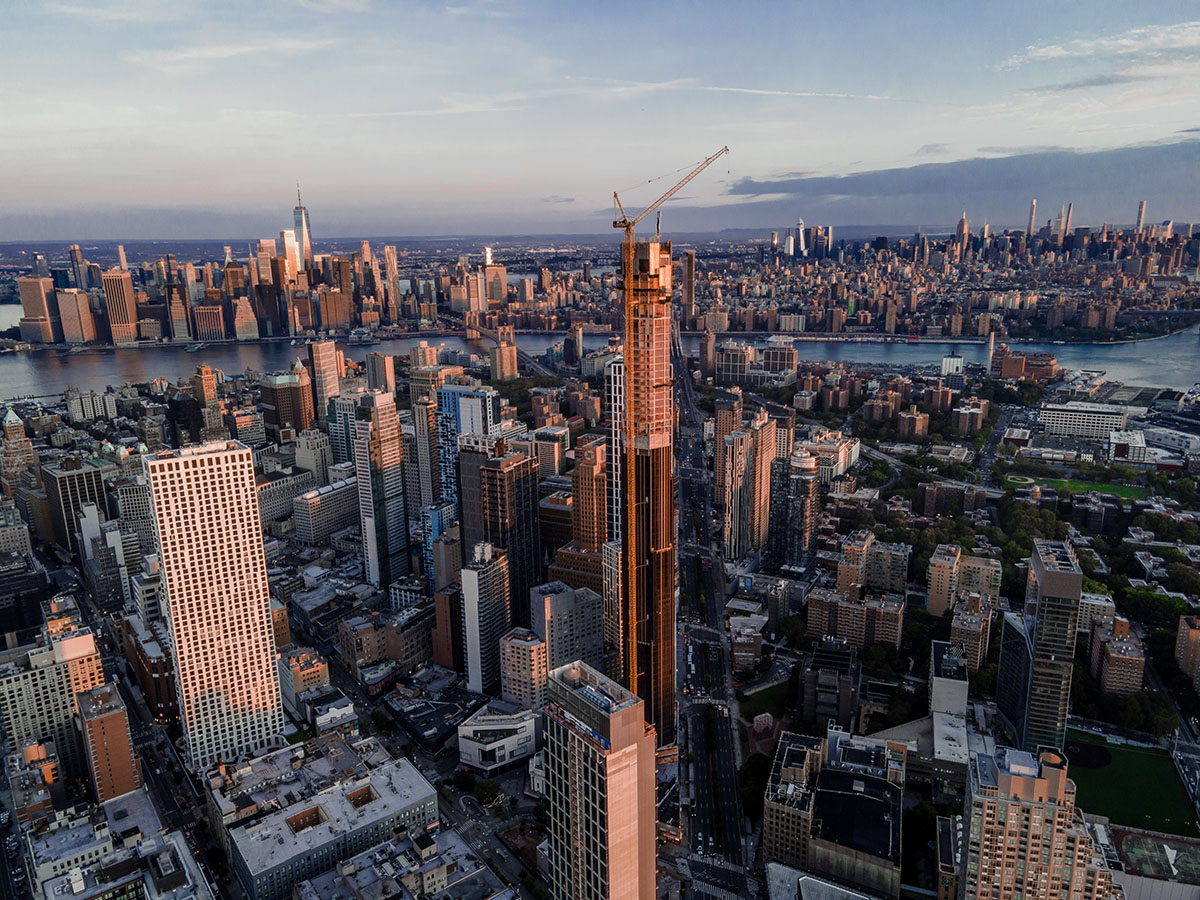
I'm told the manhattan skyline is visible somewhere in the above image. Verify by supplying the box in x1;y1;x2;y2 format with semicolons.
2;2;1199;239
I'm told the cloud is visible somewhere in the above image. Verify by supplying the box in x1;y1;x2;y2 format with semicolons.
445;0;511;16
915;143;950;156
341;78;693;117
44;0;184;22
296;0;369;10
542;195;575;204
705;140;1200;233
977;144;1066;155
1000;20;1200;68
343;100;526;118
1025;72;1150;93
1178;127;1200;133
124;37;339;74
703;85;893;102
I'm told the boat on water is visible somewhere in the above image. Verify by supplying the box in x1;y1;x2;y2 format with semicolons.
185;343;205;352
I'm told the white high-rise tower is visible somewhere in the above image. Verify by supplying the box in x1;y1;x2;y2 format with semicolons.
144;442;283;770
293;185;312;270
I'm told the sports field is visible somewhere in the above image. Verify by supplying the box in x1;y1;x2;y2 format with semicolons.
1113;827;1200;881
1064;730;1198;836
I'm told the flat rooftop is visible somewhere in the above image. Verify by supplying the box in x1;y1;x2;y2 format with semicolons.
231;757;436;877
549;661;640;713
812;768;902;864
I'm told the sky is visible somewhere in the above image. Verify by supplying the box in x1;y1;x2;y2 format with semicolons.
1;0;1198;239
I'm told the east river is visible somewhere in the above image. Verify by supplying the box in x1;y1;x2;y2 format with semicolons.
1;304;1197;399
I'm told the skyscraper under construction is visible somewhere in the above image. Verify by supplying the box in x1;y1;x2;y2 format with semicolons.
622;238;676;745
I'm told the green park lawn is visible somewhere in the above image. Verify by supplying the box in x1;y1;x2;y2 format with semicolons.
1065;730;1198;836
1005;475;1147;500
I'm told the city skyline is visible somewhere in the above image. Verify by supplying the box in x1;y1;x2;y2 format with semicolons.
3;3;1199;239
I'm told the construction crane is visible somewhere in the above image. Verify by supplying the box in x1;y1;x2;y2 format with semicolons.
612;146;730;294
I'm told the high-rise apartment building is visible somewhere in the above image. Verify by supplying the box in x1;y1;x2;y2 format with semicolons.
714;387;743;502
365;352;395;394
604;356;625;546
963;748;1123;900
144;442;283;770
41;455;117;556
294;428;332;486
479;451;541;628
0;604;104;779
500;627;548;710
571;436;606;552
412;396;441;508
530;581;605;673
1177;615;1200;682
722;430;752;560
997;540;1082;753
766;449;819;571
462;542;511;695
260;364;316;437
549;435;607;594
308;340;340;425
807;587;905;651
101;270;138;344
621;239;677;745
437;378;501;506
836;530;911;594
682;249;696;322
927;545;1003;617
747;407;776;551
354;390;409;588
545;661;656;900
77;683;141;802
1024;540;1081;753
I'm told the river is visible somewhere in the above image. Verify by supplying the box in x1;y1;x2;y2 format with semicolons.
0;304;1197;398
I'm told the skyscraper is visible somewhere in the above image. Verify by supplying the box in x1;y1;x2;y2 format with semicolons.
621;238;677;744
545;661;656;900
436;378;501;506
713;387;742;502
963;748;1123;899
997;540;1081;753
1027;198;1037;237
365;352;395;394
766;448;819;571
308;340;339;425
722;430;751;560
1023;540;1082;752
144;442;284;770
56;289;96;344
293;186;312;270
354;390;409;588
1136;199;1146;235
682;249;696;323
462;542;511;695
17;276;60;344
747;407;776;551
479;450;541;628
571;436;606;553
604;356;625;546
260;363;316;438
101;270;138;344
